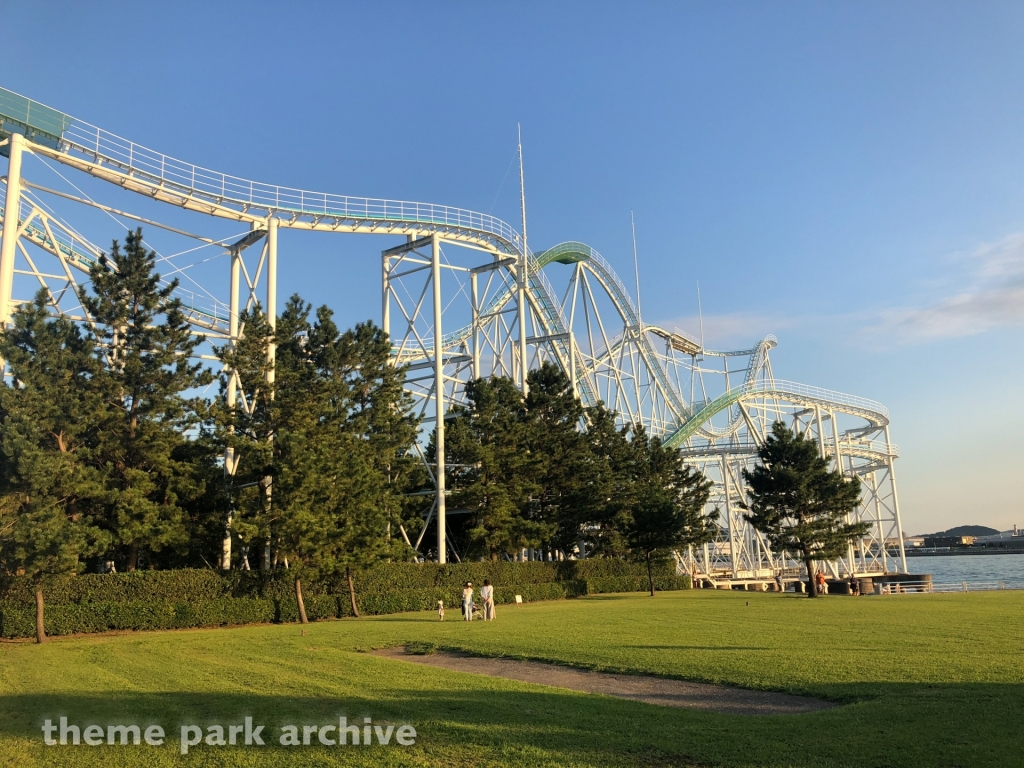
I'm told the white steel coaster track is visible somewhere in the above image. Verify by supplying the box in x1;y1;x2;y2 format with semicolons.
0;87;907;577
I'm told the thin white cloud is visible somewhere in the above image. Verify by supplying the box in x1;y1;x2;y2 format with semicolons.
653;233;1024;350
651;312;797;350
880;285;1024;340
876;233;1024;342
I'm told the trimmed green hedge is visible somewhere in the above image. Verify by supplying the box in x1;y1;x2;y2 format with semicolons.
0;560;688;639
0;598;277;638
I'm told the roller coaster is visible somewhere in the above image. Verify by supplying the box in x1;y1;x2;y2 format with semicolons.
0;87;906;583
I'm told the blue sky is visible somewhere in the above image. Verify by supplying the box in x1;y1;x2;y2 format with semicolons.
4;1;1023;533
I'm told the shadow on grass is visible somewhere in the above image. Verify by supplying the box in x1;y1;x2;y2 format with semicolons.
617;645;769;651
0;690;704;767
1;683;1022;767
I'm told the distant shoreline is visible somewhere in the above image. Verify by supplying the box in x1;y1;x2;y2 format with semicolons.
906;549;1024;557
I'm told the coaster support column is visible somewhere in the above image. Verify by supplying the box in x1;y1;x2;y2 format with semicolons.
432;234;446;564
722;454;739;580
885;425;908;573
222;237;242;569
470;270;480;379
0;131;25;371
517;128;529;394
266;216;278;384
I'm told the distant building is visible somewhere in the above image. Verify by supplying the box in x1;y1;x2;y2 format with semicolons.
923;535;975;548
974;525;1021;543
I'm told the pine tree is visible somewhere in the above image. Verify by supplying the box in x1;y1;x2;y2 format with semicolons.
214;305;280;570
741;421;868;598
444;376;546;559
83;229;212;571
523;362;586;557
217;298;414;617
566;403;634;557
333;319;419;533
273;308;406;620
622;425;717;596
275;426;382;621
0;293;109;641
150;434;224;569
334;318;419;607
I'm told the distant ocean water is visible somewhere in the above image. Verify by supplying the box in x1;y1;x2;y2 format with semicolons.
905;553;1024;585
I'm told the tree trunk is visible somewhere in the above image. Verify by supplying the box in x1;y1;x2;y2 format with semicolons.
295;578;309;624
647;552;655;597
262;542;271;570
803;555;818;599
221;512;232;570
127;544;139;572
35;586;46;644
346;566;360;618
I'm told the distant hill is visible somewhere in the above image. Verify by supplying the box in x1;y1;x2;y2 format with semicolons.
916;525;1000;538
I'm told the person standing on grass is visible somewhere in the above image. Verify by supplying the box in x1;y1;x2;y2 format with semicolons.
481;579;495;621
462;582;474;621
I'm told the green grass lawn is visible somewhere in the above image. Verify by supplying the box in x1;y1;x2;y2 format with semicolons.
1;589;1022;767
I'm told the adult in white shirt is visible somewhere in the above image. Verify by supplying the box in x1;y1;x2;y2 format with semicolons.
481;579;495;621
462;582;474;621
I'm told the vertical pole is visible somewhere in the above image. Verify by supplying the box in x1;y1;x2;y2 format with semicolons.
263;217;278;568
266;217;278;383
432;234;446;564
382;254;390;340
470;270;480;379
814;406;825;456
829;409;843;471
885;425;908;573
568;332;577;398
631;210;642;321
721;455;739;580
831;408;856;574
855;460;868;572
0;131;25;370
222;238;242;569
517;124;529;394
226;241;242;427
568;264;581;399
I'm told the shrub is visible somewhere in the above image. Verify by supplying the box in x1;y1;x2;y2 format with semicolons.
0;558;688;639
0;598;276;637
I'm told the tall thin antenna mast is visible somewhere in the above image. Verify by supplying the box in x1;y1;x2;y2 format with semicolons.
518;124;528;253
631;210;642;325
696;281;705;351
516;123;529;392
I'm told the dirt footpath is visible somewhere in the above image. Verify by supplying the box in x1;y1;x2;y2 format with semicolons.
371;646;836;715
